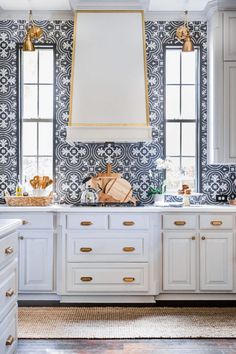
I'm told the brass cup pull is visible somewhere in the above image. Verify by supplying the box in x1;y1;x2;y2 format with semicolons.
22;220;29;225
80;247;92;253
5;335;14;346
174;221;186;226
80;221;93;226
123;247;135;252
5;289;14;297
123;277;135;283
81;276;93;282
192;236;196;240
210;220;223;226
5;247;14;255
123;221;135;226
202;236;206;240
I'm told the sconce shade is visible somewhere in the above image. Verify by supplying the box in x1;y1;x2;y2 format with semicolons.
182;35;194;52
22;33;35;51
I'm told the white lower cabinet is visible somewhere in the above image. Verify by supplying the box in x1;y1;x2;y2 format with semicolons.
163;232;197;291
200;232;233;291
18;230;54;292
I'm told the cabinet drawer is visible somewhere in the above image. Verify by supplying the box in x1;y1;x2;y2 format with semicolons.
0;233;17;269
109;214;149;230
66;232;148;262
0;305;17;354
67;263;149;292
0;260;17;321
163;214;197;229
200;215;233;229
0;213;53;229
66;214;108;230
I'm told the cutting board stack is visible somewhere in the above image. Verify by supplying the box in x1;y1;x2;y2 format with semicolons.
89;164;136;205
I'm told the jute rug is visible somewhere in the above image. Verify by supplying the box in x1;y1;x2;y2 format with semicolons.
18;307;236;339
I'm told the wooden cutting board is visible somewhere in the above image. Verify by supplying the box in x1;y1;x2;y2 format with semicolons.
105;178;133;203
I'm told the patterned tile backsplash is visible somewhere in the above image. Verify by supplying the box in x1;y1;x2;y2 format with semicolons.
0;19;235;204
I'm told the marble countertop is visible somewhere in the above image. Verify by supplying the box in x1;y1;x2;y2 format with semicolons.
0;204;236;213
0;219;22;238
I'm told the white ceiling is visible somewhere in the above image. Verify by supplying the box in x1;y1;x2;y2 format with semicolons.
0;0;216;12
0;0;71;11
149;0;210;11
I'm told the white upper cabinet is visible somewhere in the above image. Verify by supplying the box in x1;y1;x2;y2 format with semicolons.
208;10;236;163
224;12;236;61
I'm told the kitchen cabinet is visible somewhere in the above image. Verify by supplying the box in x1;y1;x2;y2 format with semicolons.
0;219;21;354
224;11;236;60
208;10;236;163
162;213;234;293
18;230;54;292
163;232;197;291
200;232;233;291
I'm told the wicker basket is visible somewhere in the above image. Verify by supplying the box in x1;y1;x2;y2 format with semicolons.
5;191;53;207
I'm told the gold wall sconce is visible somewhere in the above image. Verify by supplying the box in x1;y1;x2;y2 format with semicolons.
22;10;43;52
176;10;194;52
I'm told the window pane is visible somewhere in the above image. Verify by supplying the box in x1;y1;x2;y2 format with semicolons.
38;157;53;177
39;50;53;84
182;157;195;189
39;85;53;118
166;86;180;119
23;85;38;119
39;122;53;155
181;51;196;84
23;50;38;83
166;50;180;84
166;122;180;156
22;122;37;155
22;156;38;180
166;157;181;190
181;86;196;119
182;123;196;156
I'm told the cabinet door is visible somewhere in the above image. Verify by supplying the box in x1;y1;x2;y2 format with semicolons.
18;230;54;291
163;232;197;291
200;232;233;291
224;12;236;60
224;62;236;163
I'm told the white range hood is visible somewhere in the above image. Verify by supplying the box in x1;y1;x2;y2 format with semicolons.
66;10;152;143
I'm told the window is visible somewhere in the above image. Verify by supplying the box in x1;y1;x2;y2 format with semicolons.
165;47;199;191
20;46;54;180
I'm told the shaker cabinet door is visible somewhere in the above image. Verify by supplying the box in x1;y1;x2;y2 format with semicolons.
224;12;236;60
223;62;236;163
163;232;197;291
18;230;54;292
200;232;233;291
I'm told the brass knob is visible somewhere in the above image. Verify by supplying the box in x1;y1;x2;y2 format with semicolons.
5;247;14;255
210;220;223;226
5;335;14;346
123;247;135;252
123;277;135;283
192;236;196;240
5;289;14;297
123;221;135;226
22;220;29;225
18;235;24;240
80;276;93;282
201;236;206;240
80;221;93;226
174;221;186;226
80;247;92;253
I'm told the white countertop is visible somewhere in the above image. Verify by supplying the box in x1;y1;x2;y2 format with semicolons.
0;204;236;213
0;219;22;238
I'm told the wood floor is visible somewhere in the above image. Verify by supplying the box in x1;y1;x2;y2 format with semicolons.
18;339;236;353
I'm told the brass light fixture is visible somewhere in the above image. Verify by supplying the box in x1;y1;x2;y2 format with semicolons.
176;10;194;52
22;10;43;52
